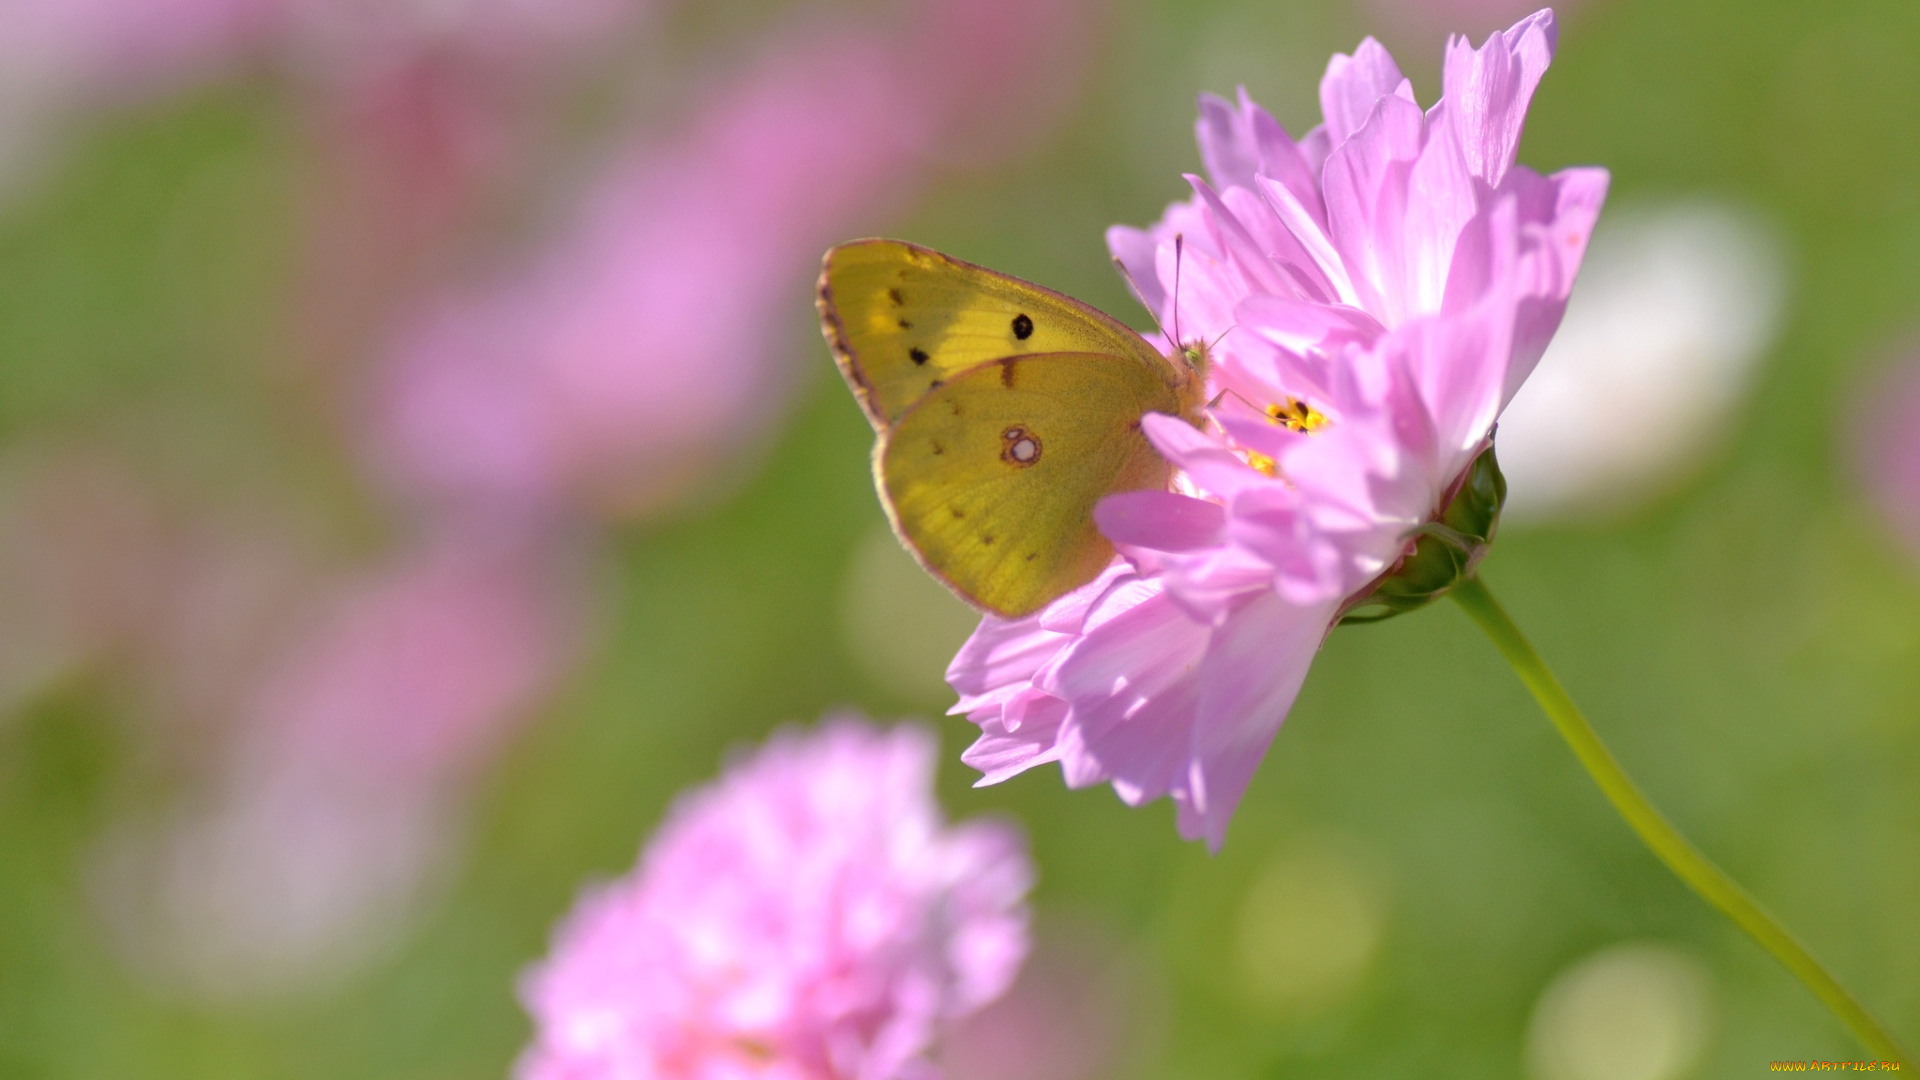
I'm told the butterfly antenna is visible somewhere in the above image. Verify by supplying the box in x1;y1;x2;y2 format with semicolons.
1208;385;1261;413
1172;233;1186;349
1111;256;1177;352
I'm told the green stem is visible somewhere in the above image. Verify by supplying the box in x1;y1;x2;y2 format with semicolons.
1450;574;1909;1065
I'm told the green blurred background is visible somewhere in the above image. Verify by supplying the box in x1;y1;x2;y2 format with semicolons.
2;0;1918;1077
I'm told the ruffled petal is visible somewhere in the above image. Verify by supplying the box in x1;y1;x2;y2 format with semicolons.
1503;165;1610;396
1179;592;1337;848
960;694;1068;785
1198;89;1328;226
1441;8;1558;189
1048;591;1210;801
1319;36;1414;150
1254;175;1361;308
946;614;1068;714
1320;92;1426;324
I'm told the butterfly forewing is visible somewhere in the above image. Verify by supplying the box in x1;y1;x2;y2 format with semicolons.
819;239;1169;429
879;352;1181;617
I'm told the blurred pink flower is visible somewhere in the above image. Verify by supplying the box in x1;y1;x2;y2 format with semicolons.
93;526;590;996
0;0;272;95
517;718;1032;1080
281;0;644;83
370;0;1099;519
0;0;270;192
239;525;585;790
1860;350;1920;561
0;0;640;101
953;10;1608;848
370;34;925;516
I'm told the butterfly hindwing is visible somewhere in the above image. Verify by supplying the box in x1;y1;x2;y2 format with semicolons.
819;239;1169;429
879;351;1181;618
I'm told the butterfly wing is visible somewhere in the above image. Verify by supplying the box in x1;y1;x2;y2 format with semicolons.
879;351;1184;618
819;239;1170;429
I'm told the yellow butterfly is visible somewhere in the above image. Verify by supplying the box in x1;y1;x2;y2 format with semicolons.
817;239;1209;619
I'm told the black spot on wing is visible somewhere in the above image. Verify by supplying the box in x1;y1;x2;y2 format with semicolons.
981;535;995;546
1012;313;1034;340
910;347;930;365
889;287;904;306
898;319;913;329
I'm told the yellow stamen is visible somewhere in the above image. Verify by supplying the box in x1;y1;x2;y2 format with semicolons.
1265;396;1328;433
1247;451;1278;477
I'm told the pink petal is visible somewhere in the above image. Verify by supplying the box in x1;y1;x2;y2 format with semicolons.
1318;36;1415;150
947;615;1068;715
1402;100;1479;315
1441;8;1558;189
1139;413;1268;500
1504;165;1611;396
1095;491;1225;552
1184;175;1308;301
1197;89;1325;226
1254;175;1360;307
1320;92;1427;324
1180;592;1337;849
1049;594;1209;802
961;695;1068;785
1237;292;1385;360
1105;224;1167;315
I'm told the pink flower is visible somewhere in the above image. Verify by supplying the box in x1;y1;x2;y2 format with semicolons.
952;10;1608;848
517;719;1033;1080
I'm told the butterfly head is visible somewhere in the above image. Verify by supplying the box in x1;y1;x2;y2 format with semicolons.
1178;337;1211;378
1167;337;1215;423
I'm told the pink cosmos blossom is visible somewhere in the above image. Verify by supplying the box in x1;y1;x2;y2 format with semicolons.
952;9;1608;848
516;718;1032;1080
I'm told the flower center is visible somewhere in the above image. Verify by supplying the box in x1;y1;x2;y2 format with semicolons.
1265;397;1328;433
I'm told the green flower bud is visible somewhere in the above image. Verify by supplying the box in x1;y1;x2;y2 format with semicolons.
1338;442;1506;625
